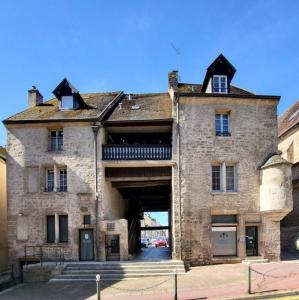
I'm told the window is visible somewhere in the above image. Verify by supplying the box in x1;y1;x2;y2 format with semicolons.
211;163;236;192
49;130;63;151
47;215;55;243
212;215;237;223
226;165;235;191
59;168;67;192
212;165;221;191
215;114;230;136
46;169;54;192
107;223;115;231
212;75;227;93
83;215;91;225
59;215;68;243
61;96;74;110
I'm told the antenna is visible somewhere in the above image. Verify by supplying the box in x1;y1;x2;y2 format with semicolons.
171;43;181;71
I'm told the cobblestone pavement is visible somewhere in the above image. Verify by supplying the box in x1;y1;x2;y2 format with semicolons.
1;261;299;299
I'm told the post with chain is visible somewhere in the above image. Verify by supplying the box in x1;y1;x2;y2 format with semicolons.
96;274;101;300
248;264;251;294
173;269;178;300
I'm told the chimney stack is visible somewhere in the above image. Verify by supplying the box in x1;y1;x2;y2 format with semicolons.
168;70;179;89
28;86;43;108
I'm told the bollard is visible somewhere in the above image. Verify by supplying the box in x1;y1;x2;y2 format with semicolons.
247;264;251;294
96;274;101;300
173;269;177;300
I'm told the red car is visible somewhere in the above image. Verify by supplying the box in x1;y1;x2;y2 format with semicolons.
154;239;168;248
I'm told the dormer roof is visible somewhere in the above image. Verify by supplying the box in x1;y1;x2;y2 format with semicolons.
52;78;94;109
201;54;236;93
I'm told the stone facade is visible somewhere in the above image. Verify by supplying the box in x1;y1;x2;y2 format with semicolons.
0;147;8;271
3;55;293;274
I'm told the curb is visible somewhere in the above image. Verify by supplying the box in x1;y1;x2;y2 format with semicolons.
225;288;299;300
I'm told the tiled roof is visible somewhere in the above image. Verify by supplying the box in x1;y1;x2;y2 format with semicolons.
278;100;299;137
4;92;121;124
177;83;254;95
107;93;172;122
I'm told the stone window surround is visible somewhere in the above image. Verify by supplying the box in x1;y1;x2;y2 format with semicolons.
211;161;237;193
44;164;68;193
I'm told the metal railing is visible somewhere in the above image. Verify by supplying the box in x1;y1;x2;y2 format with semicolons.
102;144;172;160
24;245;65;266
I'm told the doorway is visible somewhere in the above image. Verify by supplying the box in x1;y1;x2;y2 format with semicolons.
106;234;120;261
246;226;258;256
79;229;94;261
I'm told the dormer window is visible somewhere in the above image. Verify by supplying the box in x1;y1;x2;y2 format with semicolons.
212;75;227;93
61;96;74;110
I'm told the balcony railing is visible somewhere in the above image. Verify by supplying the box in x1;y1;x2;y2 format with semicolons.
103;144;172;160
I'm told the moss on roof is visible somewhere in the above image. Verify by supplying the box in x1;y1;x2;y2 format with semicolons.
107;93;172;122
260;154;290;169
4;92;121;123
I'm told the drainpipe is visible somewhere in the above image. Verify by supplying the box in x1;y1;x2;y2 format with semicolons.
91;124;100;261
176;94;182;260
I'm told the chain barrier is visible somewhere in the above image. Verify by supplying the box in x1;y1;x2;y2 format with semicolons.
99;276;172;292
251;267;299;279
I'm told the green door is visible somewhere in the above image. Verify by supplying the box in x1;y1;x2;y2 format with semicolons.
80;229;94;261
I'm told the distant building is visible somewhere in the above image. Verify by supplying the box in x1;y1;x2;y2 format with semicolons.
278;101;299;252
140;213;168;241
0;146;8;272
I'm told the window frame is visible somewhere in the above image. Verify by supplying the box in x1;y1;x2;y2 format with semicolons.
61;96;74;110
46;168;54;192
212;75;228;93
59;168;67;192
215;113;230;137
211;162;237;193
49;129;63;151
226;165;236;192
212;164;222;192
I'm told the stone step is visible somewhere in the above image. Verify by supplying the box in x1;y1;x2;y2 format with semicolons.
63;268;185;274
65;265;184;270
242;256;269;264
50;272;186;282
66;262;184;267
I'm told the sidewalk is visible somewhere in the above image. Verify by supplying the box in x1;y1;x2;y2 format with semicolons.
1;260;299;299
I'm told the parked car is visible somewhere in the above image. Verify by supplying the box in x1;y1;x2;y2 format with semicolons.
154;239;168;248
141;239;149;248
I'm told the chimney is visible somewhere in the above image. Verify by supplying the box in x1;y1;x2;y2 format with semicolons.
28;86;43;108
168;70;179;89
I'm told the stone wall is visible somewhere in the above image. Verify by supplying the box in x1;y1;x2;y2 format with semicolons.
6;123;98;274
176;96;280;265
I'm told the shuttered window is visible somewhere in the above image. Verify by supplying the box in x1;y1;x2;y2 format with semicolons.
47;215;55;243
59;215;68;243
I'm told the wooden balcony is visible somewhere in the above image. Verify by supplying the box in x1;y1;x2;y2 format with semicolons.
102;144;172;160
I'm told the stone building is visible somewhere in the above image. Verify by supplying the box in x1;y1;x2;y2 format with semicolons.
278;100;299;252
0;146;8;272
3;54;292;271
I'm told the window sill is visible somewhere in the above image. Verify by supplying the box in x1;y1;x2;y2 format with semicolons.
211;191;238;195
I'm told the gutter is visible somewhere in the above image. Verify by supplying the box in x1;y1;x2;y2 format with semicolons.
90;91;124;261
175;94;183;260
175;91;281;101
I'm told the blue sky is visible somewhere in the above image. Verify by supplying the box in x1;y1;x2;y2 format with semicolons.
1;1;299;148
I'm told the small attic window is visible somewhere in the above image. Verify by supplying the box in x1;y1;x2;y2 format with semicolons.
61;96;74;110
212;75;228;93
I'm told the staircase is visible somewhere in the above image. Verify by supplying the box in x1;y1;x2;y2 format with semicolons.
49;261;185;282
